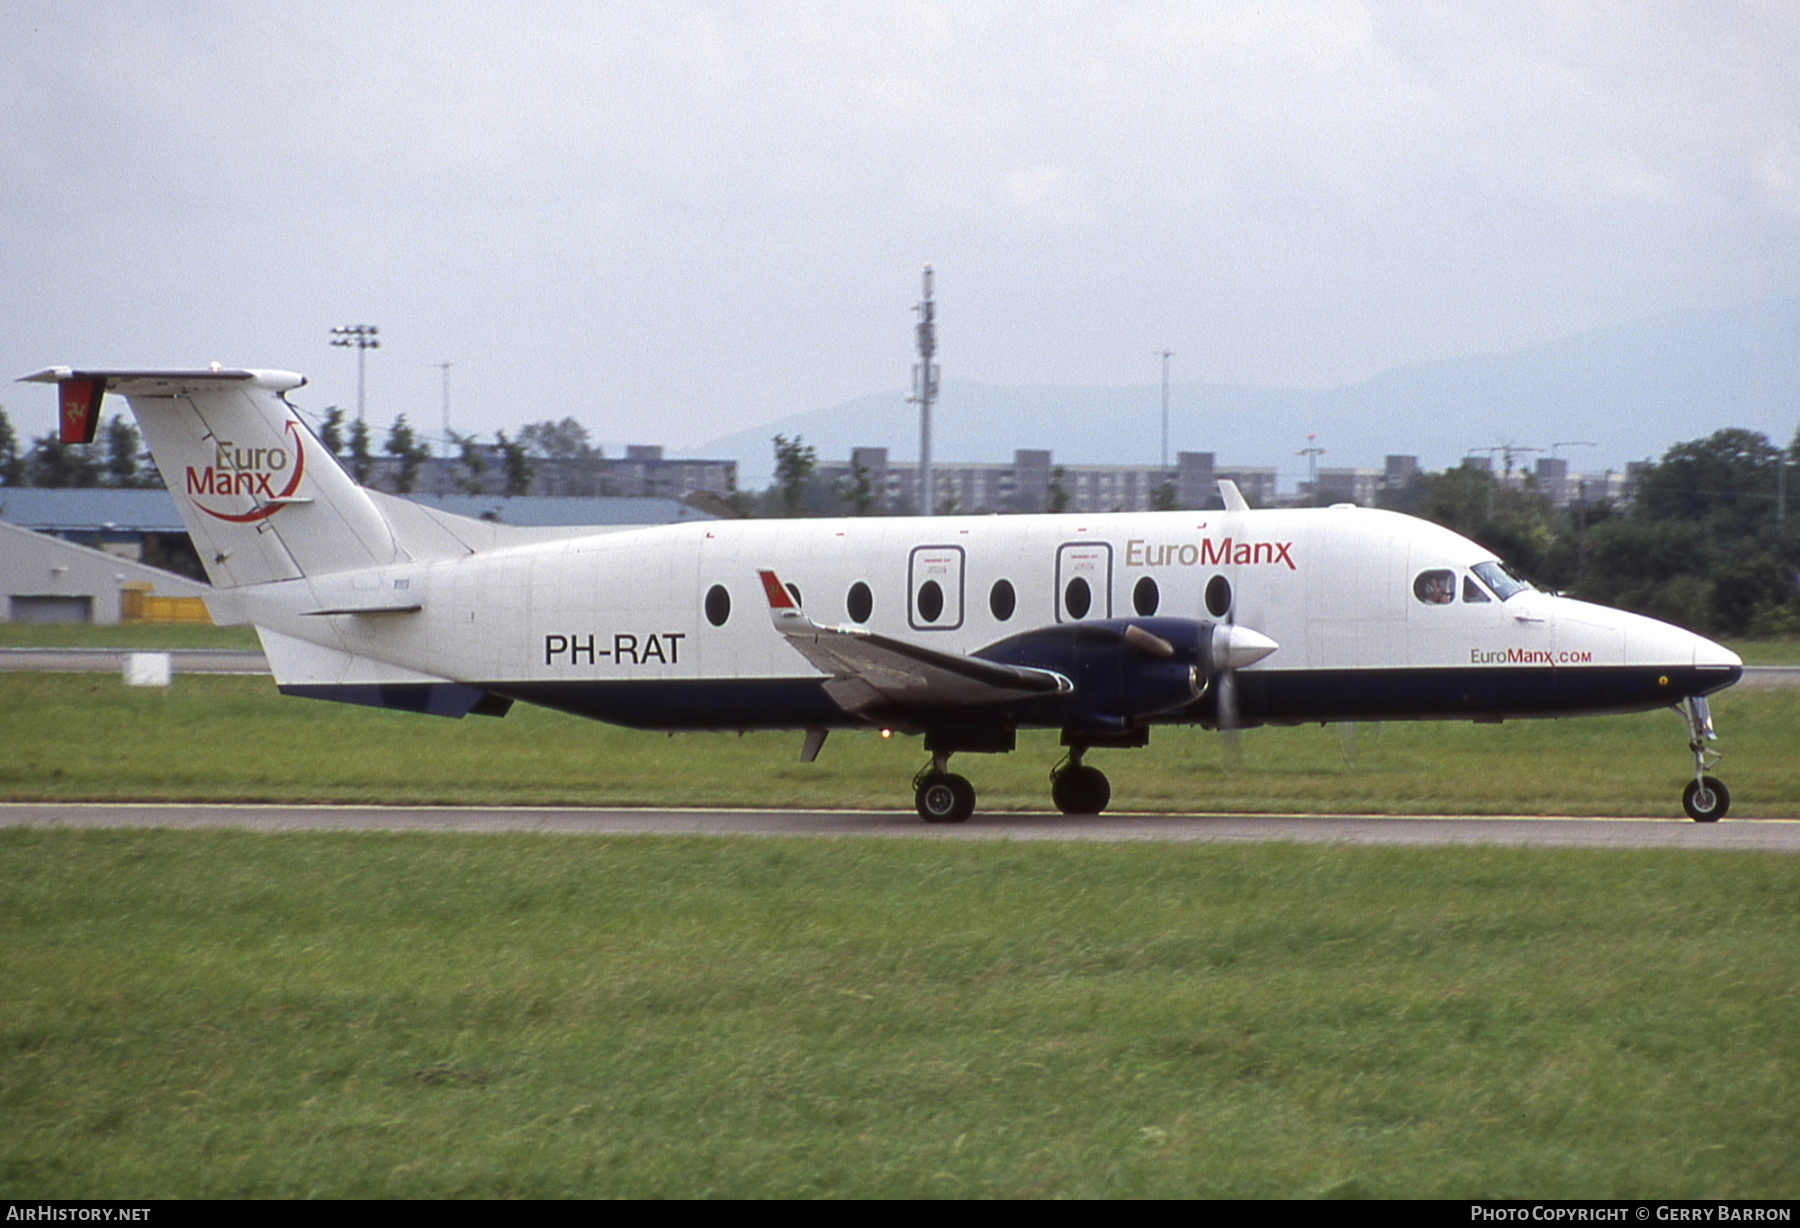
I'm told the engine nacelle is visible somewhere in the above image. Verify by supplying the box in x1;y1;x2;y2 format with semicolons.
975;618;1215;723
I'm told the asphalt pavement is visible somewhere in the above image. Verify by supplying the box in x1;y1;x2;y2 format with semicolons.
0;647;269;673
4;802;1796;850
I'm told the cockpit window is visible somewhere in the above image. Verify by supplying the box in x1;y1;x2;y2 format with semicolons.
1462;575;1491;603
1471;560;1535;601
1413;569;1455;605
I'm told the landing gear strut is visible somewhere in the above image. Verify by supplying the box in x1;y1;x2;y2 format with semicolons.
1679;696;1730;823
914;752;976;823
1050;747;1111;816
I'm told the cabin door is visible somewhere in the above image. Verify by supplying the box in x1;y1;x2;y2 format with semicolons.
908;544;965;631
1055;541;1113;623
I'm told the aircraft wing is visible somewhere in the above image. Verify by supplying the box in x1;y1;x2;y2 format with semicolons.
758;570;1070;714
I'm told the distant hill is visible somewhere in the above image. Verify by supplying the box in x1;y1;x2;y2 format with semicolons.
698;297;1800;487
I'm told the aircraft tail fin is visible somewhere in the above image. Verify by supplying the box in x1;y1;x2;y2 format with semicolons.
20;367;424;589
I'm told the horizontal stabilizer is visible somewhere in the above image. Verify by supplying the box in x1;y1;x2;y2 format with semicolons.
301;602;424;617
21;367;268;389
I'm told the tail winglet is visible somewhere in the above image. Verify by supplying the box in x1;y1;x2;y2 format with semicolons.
757;569;810;633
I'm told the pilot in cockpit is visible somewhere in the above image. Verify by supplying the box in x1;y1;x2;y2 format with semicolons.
1414;570;1455;605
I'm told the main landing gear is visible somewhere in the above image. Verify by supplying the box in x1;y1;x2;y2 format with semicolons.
1679;696;1730;823
1050;747;1111;816
910;743;1117;822
914;753;976;823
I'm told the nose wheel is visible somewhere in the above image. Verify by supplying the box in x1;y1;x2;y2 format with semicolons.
1679;696;1730;822
1683;776;1730;823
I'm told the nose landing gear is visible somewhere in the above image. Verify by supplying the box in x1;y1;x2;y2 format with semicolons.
1679;696;1730;822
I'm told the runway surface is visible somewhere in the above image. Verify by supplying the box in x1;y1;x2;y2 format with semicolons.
4;802;1797;850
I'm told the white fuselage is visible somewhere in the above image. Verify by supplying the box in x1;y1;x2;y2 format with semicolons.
231;504;1739;730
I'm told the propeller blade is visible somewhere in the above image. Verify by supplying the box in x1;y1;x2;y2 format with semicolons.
1122;623;1177;660
1217;664;1242;768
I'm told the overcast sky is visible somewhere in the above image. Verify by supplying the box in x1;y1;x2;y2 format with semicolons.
4;1;1796;456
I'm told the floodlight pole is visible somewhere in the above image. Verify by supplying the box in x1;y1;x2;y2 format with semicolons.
438;360;453;455
330;324;380;424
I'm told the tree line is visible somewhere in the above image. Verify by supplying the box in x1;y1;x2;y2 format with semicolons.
0;407;162;489
1380;427;1800;638
306;407;544;497
0;405;587;499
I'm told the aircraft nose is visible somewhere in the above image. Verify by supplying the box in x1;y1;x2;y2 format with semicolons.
1675;628;1743;699
1693;633;1742;670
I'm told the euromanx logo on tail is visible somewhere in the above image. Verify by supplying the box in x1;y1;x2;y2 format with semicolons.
185;420;308;523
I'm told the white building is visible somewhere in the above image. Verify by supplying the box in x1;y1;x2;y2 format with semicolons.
0;518;209;624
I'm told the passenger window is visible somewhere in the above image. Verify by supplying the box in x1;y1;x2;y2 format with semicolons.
989;579;1016;621
1132;575;1160;616
917;579;945;623
1064;576;1092;619
1462;575;1491;603
846;581;873;623
1413;569;1455;606
1205;574;1232;619
704;584;731;626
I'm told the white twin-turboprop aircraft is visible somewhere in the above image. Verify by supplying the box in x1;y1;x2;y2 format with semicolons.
24;367;1744;821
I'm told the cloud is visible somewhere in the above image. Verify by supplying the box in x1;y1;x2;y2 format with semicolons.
2;1;1796;455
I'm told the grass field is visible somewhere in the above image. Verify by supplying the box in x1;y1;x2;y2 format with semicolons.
1;671;1795;817
0;623;261;649
2;829;1796;1198
3;628;1795;1198
1732;638;1800;665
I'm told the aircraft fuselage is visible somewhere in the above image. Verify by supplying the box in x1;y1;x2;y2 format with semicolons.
244;506;1739;731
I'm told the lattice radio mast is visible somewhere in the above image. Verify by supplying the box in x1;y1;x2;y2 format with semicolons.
908;265;940;516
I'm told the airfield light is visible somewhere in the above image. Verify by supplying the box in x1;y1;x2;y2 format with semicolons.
330;324;381;424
